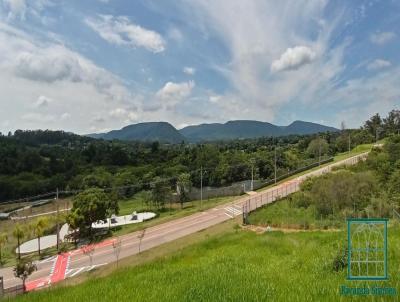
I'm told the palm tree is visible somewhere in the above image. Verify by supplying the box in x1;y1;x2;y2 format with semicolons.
13;224;25;260
0;232;8;264
33;217;49;256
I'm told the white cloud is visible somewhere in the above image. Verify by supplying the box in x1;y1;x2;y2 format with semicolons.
0;28;130;102
367;59;391;71
331;67;400;127
155;81;195;109
34;95;52;108
109;108;138;122
183;66;196;75
2;0;26;19
21;112;55;123
60;112;70;120
1;0;53;20
209;95;221;103
0;21;140;133
85;15;166;53
271;46;316;72
168;27;183;42
180;0;343;122
370;32;396;45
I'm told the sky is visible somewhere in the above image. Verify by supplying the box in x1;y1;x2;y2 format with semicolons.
0;0;399;134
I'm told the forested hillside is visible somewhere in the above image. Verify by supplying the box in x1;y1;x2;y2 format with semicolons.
0;110;398;202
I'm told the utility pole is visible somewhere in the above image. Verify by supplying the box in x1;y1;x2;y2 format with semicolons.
200;166;203;210
250;158;255;191
318;137;321;166
56;188;60;252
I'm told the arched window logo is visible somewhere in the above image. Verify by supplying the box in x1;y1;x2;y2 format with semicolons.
347;218;388;280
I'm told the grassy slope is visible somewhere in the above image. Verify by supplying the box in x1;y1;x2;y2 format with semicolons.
13;221;400;302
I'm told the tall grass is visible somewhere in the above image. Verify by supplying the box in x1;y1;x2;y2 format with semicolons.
12;225;400;302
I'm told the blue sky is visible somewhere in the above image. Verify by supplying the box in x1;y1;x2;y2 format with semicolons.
0;0;399;134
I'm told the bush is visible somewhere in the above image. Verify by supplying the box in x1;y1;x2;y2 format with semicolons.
332;246;348;272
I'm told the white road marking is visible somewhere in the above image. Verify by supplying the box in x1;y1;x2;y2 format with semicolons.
224;206;242;216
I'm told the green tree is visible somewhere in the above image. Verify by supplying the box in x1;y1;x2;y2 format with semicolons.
307;137;329;159
364;113;382;137
177;173;192;208
151;177;171;209
71;188;113;237
383;110;400;135
14;260;37;292
0;232;8;264
32;217;49;255
13;224;25;260
66;211;82;247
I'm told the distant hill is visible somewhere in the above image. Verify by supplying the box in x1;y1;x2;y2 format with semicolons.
180;120;338;142
87;122;186;144
282;121;338;135
180;120;281;141
87;120;338;143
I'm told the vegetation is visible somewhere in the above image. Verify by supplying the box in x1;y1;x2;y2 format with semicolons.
32;217;49;256
0;232;7;264
13;224;25;260
69;188;118;238
13;260;37;292
11;221;400;301
249;134;400;229
2;110;398;203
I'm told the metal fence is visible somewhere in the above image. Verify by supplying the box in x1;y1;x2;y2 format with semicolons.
241;152;369;222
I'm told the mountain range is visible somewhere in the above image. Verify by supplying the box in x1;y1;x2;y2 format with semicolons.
87;120;339;143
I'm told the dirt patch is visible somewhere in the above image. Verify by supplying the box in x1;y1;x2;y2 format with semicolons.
243;224;341;234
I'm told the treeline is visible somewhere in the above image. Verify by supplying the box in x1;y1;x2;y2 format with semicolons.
0;110;398;202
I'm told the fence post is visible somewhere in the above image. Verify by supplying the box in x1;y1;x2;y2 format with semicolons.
0;276;4;298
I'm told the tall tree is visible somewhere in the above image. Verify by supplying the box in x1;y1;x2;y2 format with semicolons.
177;173;192;208
32;217;49;255
13;224;25;260
0;232;7;265
383;110;400;135
307;137;329;158
71;188;113;237
364;113;383;137
151;177;171;209
66;211;82;247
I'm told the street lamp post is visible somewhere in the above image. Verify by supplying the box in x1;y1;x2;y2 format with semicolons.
250;158;255;191
318;137;321;166
56;188;59;252
200;166;203;209
200;166;206;210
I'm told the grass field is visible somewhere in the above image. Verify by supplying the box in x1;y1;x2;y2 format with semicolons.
248;199;344;230
12;220;400;302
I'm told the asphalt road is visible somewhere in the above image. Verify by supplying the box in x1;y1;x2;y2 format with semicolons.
0;152;368;291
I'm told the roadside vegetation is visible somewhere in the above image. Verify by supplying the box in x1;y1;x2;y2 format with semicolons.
249;134;400;230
